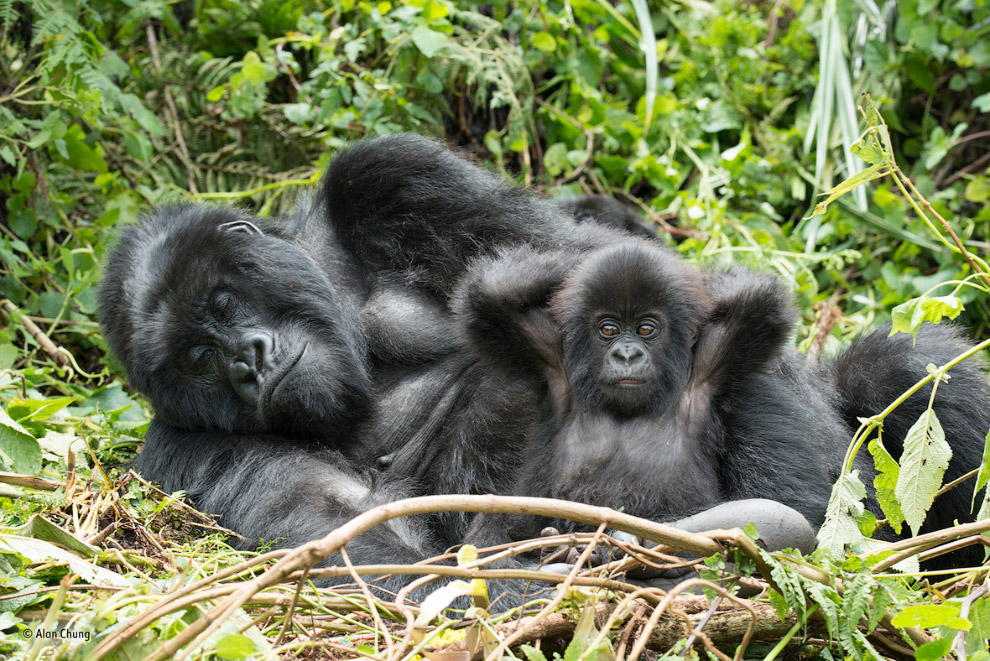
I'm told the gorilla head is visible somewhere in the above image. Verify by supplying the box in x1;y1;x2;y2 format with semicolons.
99;205;371;444
553;242;711;418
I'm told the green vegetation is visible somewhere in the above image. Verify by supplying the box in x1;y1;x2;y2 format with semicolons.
1;0;990;658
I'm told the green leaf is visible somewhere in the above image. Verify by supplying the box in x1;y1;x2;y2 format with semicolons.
119;94;166;137
283;103;315;124
7;397;77;423
895;408;952;536
544;143;568;176
914;636;954;661
0;145;16;167
868;439;904;534
410;25;448;57
890;295;963;340
206;84;228;102
520;645;549;661
0;344;18;370
241;51;270;84
816;470;868;558
124;130;153;164
974;92;990;113
891;602;970;630
0;408;41;475
531;31;556;53
214;634;257;660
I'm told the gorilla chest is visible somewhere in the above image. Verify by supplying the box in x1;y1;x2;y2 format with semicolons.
549;414;720;517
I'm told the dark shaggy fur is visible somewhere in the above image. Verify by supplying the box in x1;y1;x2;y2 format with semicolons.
98;135;643;603
455;242;867;547
824;323;990;566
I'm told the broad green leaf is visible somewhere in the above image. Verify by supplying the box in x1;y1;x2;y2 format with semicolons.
531;31;556;53
411;26;448;57
868;439;905;534
214;634;257;660
914;636;954;661
7;397;77;422
0;344;18;370
0;408;41;475
520;645;550;661
241;51;270;84
891;602;970;630
6;515;98;557
895;409;952;536
0;534;130;587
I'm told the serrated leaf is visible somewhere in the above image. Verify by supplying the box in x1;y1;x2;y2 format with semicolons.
895;409;952;536
868;439;905;534
816;470;868;559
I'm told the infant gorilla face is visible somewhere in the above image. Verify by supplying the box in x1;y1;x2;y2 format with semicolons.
554;243;709;417
100;205;371;444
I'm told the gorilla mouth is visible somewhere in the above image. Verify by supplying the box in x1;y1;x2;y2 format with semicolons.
616;378;646;386
261;344;308;410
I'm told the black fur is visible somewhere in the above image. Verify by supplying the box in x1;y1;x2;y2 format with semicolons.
456;242;864;547
825;323;990;565
555;195;659;239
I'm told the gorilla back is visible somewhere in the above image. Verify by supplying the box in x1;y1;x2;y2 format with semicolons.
99;204;371;446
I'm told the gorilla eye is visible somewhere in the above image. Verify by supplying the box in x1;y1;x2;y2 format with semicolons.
209;291;238;322
597;320;621;339
185;345;216;373
636;321;659;338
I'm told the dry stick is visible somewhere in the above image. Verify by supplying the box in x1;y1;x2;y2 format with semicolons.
150;496;725;661
953;583;988;661
0;471;63;491
625;579;758;661
481;523;612;661
272;566;311;647
0;299;68;366
868;519;990;572
341;547;396;660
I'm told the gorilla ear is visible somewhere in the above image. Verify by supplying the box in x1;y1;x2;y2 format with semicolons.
219;220;264;236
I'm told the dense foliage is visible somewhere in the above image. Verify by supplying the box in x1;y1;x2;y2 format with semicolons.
1;0;990;658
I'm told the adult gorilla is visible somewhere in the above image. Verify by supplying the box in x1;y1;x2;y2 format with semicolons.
100;134;826;599
98;135;633;580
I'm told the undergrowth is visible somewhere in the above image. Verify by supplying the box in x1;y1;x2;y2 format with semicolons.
2;0;990;658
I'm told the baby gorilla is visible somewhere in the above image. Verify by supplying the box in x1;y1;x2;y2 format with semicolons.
456;241;870;548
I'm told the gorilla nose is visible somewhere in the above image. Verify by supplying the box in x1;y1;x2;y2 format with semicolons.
612;342;645;364
229;332;276;405
236;332;275;372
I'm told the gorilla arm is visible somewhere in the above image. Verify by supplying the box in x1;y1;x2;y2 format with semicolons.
137;419;436;591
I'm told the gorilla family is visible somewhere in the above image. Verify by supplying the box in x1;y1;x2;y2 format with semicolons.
99;133;990;601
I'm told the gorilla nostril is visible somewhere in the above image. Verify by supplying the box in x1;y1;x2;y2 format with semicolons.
238;332;275;372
